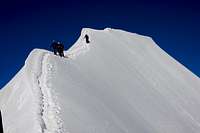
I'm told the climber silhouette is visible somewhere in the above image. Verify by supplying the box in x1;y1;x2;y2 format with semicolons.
51;40;65;57
84;34;90;43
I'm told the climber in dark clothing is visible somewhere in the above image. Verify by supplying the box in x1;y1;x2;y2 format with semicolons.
51;40;65;57
84;34;90;43
51;41;58;55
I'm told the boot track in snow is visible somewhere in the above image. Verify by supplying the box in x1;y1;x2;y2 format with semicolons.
36;53;64;133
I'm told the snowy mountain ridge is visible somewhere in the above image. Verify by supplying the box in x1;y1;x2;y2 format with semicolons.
0;28;200;133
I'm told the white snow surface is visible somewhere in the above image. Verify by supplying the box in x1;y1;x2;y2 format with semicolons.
0;28;200;133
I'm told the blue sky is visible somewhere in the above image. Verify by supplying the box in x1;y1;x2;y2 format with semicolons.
0;0;199;88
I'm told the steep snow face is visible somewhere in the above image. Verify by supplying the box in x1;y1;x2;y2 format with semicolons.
0;49;64;133
0;28;200;133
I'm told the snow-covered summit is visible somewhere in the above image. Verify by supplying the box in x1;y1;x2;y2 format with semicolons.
0;28;200;133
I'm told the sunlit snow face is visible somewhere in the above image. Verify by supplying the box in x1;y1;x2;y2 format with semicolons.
1;28;200;133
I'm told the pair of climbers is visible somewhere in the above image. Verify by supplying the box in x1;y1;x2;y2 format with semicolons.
50;40;65;57
50;34;90;57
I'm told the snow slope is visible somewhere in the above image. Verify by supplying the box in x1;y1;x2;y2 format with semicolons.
0;28;200;133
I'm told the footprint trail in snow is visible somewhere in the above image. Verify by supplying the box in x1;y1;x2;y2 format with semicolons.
38;53;65;133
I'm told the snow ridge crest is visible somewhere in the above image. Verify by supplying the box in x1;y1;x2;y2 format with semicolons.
38;53;64;133
25;49;65;133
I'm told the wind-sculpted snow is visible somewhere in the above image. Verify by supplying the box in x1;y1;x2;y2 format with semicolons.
0;28;200;133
